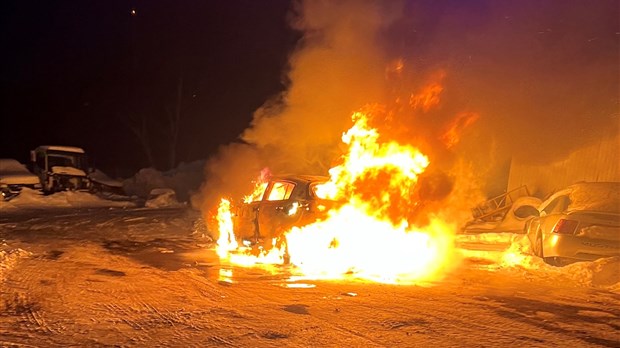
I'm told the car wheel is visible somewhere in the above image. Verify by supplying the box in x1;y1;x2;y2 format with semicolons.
543;257;567;267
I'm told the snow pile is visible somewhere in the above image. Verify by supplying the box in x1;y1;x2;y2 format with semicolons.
0;188;135;209
0;158;39;185
89;169;123;188
123;160;205;203
145;188;185;208
563;257;620;291
459;235;620;292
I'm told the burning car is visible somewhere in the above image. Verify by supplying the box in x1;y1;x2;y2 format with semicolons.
524;182;620;266
232;174;338;249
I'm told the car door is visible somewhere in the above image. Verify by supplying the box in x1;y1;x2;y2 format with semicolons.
257;180;298;240
527;191;564;241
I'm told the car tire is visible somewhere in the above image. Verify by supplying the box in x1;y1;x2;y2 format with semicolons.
544;257;567;267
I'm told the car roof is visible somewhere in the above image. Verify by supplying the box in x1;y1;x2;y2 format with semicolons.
35;145;85;154
270;174;329;184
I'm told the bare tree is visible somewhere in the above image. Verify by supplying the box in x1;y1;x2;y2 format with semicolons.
125;113;155;168
165;75;183;170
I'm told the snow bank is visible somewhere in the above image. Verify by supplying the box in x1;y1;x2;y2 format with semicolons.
460;234;620;292
563;257;620;291
0;188;135;209
145;188;186;208
0;158;39;186
90;169;123;188
122;160;205;203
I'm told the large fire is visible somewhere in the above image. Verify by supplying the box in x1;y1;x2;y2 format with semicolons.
215;109;460;284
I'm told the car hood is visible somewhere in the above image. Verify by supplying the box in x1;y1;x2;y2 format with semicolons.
0;173;40;186
0;159;40;185
51;166;87;177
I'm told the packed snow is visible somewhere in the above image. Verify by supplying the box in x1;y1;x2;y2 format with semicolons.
0;188;136;210
1;173;619;346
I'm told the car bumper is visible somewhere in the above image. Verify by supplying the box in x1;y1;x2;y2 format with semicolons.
543;233;620;261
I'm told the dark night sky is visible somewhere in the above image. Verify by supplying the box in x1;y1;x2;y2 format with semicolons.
1;1;298;176
2;0;618;183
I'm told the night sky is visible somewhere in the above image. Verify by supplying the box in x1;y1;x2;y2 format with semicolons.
2;0;618;183
1;1;297;176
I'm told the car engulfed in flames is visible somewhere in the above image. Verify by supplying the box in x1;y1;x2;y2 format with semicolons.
231;174;340;256
214;110;460;285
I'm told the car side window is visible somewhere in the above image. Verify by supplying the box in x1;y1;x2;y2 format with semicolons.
556;195;570;212
266;181;295;201
36;152;45;169
541;195;569;216
309;182;327;199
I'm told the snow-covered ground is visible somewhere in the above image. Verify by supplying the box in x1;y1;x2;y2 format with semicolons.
1;196;619;346
0;188;137;210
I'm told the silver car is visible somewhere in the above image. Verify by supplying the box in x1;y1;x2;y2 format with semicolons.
525;182;620;266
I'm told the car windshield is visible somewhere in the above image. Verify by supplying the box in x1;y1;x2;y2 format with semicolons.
47;151;88;171
568;183;620;213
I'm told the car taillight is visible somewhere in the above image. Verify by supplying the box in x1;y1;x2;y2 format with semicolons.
552;219;578;234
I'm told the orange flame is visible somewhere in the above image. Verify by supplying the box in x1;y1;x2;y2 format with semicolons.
215;198;237;258
441;111;480;149
243;168;270;203
409;71;446;112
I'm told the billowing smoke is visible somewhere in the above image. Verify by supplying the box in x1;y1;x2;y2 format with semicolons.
193;0;408;224
193;0;618;229
400;0;619;165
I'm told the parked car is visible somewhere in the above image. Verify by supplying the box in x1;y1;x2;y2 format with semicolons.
462;196;542;234
0;158;42;200
233;175;339;250
525;182;620;266
30;145;92;193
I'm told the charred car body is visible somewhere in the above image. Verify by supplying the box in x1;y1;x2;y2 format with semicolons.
233;175;338;249
525;182;620;266
30;145;92;194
